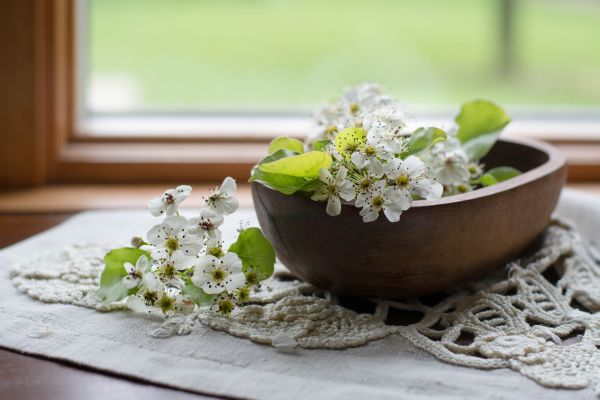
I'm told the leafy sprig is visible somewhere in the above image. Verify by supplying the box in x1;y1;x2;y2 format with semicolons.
98;178;276;317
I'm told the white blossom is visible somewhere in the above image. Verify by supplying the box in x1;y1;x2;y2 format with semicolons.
341;83;386;115
362;105;407;153
147;185;192;217
426;138;470;186
307;102;346;141
153;256;188;288
350;134;391;177
205;177;239;216
146;215;202;260
192;253;245;294
125;271;164;314
355;180;405;223
384;156;443;202
174;295;196;315
189;208;224;242
122;255;149;289
311;166;355;216
307;83;399;141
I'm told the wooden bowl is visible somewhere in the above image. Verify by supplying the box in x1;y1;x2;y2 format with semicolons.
252;138;566;299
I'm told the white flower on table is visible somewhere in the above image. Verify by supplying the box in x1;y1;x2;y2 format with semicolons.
154;254;191;288
174;295;196;315
147;185;192;217
385;156;443;202
311;166;355;216
189;208;224;242
122;255;149;289
146;215;202;260
192;253;245;294
355;180;405;223
125;270;164;313
205;177;239;216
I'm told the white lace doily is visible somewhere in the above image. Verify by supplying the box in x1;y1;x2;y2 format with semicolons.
10;220;600;394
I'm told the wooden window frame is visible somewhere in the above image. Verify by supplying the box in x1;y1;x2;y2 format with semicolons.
1;0;600;189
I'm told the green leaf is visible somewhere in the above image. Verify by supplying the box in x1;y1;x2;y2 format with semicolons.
250;149;318;194
335;127;366;159
250;168;318;195
268;136;305;154
259;151;332;178
228;227;276;279
455;100;511;161
257;148;299;165
250;149;331;195
400;127;446;158
98;247;150;304
312;139;331;151
181;277;216;306
479;166;521;187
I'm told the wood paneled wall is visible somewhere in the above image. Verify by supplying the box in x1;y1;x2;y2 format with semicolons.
0;1;47;188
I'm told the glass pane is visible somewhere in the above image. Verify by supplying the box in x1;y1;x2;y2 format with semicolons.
86;0;600;112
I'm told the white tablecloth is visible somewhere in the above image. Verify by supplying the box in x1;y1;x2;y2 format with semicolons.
0;189;598;400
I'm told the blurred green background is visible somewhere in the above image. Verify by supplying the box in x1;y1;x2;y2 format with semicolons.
88;0;600;112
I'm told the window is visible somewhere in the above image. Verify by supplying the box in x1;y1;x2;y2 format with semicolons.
80;0;600;141
1;0;599;188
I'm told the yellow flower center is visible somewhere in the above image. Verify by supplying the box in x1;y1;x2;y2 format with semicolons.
245;270;259;286
157;295;175;314
208;246;225;258
218;298;235;315
396;174;409;187
326;183;339;196
211;268;226;282
350;102;360;114
364;145;376;156
359;178;371;190
345;143;358;153
458;184;470;193
165;237;179;253
237;286;250;303
162;263;176;279
372;195;384;208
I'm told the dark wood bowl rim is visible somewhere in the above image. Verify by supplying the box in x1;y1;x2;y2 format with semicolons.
406;137;565;208
256;137;566;209
404;137;565;208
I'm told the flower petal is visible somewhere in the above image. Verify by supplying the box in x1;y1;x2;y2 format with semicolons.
225;272;246;291
147;197;165;217
127;296;149;313
123;262;135;274
122;275;139;289
220;177;237;195
222;252;243;273
383;207;402;222
318;168;333;184
326;196;341;216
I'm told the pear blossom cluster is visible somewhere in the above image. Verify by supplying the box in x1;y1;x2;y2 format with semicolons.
121;178;259;317
306;83;484;223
